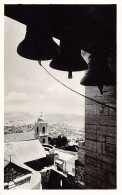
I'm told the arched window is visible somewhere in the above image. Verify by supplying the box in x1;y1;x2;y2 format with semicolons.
37;127;39;134
42;138;45;143
42;127;45;134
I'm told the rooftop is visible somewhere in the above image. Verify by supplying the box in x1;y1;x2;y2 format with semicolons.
55;148;77;162
5;139;46;164
37;113;45;122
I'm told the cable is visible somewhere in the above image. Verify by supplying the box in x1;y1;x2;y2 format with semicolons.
38;61;116;111
103;94;116;104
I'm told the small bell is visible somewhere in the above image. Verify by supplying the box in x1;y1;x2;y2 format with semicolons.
50;33;88;78
80;53;116;94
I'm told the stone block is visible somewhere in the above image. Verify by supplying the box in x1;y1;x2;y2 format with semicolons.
85;140;96;152
85;133;97;141
85;165;106;181
109;108;116;115
102;161;116;173
106;137;116;145
85;124;97;134
85;150;97;159
97;154;116;165
94;96;109;103
96;105;109;116
97;126;116;137
85;156;97;166
85;98;94;105
85;150;116;165
103;143;116;156
97;135;106;142
86;123;98;128
97;142;103;154
86;115;116;126
85;105;97;115
85;86;97;96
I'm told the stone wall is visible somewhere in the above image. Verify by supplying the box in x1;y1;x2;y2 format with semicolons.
75;140;85;184
84;86;116;189
75;160;84;183
41;168;84;189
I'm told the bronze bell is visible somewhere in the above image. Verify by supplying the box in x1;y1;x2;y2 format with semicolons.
80;53;116;94
17;24;61;61
49;33;88;79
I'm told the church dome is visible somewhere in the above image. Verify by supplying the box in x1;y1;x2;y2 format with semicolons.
37;113;44;122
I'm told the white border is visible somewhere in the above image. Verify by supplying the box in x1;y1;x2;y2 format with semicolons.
1;0;122;194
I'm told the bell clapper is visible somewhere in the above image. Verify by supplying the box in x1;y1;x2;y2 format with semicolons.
98;85;103;95
38;60;42;66
68;71;73;79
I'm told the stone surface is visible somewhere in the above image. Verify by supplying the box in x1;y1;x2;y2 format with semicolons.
84;86;116;189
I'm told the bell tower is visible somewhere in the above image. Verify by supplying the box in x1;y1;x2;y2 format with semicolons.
35;113;48;144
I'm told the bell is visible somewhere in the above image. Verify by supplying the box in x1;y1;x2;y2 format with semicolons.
80;53;116;94
17;24;61;61
49;33;88;79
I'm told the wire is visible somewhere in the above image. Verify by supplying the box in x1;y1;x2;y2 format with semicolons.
103;94;116;104
38;61;116;111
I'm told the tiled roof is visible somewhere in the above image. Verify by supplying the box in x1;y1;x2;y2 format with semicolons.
5;139;46;163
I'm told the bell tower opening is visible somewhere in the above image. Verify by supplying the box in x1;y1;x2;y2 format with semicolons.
37;126;39;134
42;127;45;134
42;138;45;144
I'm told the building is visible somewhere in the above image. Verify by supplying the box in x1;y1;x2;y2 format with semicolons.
4;160;42;190
54;148;78;175
35;113;49;144
4;139;46;164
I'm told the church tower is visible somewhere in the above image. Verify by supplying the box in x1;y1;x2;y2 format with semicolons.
35;113;48;144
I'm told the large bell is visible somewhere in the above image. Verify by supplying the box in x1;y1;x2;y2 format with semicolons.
80;53;116;94
17;24;61;60
49;33;88;78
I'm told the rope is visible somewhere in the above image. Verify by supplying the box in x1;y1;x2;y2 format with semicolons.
38;61;116;111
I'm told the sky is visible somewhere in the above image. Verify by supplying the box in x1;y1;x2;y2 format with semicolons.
4;16;89;118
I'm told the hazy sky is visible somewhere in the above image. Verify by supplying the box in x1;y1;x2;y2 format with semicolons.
4;16;89;117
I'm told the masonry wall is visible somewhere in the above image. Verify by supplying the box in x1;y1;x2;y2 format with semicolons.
75;140;85;183
41;169;84;189
84;86;116;189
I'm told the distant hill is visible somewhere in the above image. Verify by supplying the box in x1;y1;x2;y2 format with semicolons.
4;112;84;127
45;113;84;122
45;113;84;129
4;112;36;124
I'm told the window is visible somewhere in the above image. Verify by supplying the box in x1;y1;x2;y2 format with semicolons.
37;127;39;134
42;127;45;134
42;138;45;143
